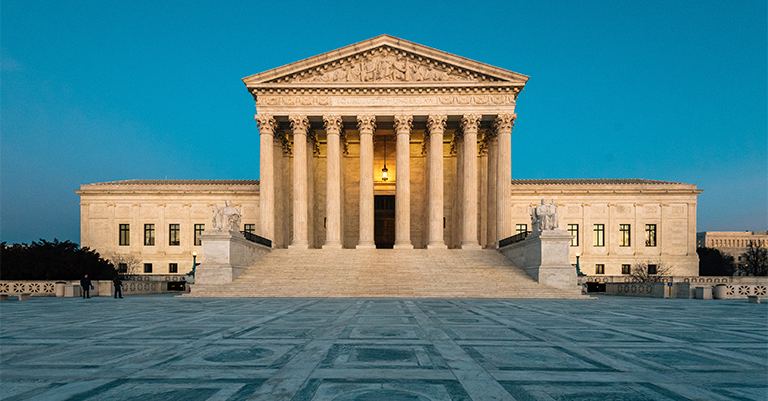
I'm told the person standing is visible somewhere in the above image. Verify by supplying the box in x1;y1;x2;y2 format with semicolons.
113;275;123;299
80;274;92;299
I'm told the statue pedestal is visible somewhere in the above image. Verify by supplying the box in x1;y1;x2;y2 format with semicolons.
499;229;577;289
196;230;271;285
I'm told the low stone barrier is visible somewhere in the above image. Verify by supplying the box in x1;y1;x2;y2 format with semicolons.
603;279;767;299
0;280;182;297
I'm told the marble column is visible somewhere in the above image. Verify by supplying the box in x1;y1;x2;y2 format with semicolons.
454;132;464;248
487;134;498;247
356;115;376;249
323;115;343;249
394;115;413;249
495;114;516;244
255;115;276;244
460;114;481;250
427;115;447;249
289;115;309;249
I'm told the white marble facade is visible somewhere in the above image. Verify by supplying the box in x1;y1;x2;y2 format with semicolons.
77;180;259;275
78;35;701;277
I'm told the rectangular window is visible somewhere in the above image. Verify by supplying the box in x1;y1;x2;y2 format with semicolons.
621;264;631;274
593;224;605;247
144;224;155;246
567;224;579;246
595;264;605;274
117;263;128;273
169;224;180;246
648;264;657;275
619;224;631;247
194;224;205;246
169;263;178;273
144;263;153;273
244;224;256;235
516;224;528;234
119;224;130;246
645;224;657;247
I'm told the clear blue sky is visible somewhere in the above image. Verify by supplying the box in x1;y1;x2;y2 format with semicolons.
2;0;766;245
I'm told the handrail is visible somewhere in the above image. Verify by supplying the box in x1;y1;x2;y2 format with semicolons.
498;231;531;248
241;231;272;248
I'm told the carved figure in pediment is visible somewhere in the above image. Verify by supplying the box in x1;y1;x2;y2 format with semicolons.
272;46;494;84
392;56;408;81
363;57;379;82
347;63;362;82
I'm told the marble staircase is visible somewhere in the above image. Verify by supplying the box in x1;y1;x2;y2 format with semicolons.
187;249;583;298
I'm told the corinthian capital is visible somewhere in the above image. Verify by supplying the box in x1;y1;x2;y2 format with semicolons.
289;115;310;134
494;113;517;134
460;114;481;133
255;114;277;136
323;115;343;135
356;115;376;134
427;115;447;135
393;115;413;135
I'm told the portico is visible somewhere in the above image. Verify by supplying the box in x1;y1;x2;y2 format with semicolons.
245;35;528;250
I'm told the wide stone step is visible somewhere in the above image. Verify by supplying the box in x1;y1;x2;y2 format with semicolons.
186;249;583;299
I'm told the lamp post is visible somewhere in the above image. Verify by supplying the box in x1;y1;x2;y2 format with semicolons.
575;252;584;277
187;252;200;285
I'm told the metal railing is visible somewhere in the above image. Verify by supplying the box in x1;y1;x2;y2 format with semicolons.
241;231;272;248
498;231;530;248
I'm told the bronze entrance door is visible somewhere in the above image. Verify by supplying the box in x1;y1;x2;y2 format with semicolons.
374;195;395;249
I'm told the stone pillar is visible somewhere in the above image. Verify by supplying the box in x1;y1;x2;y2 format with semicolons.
357;115;376;249
289;115;309;249
255;115;276;244
323;115;343;249
495;114;516;245
487;134;498;248
454;132;464;248
427;115;447;249
460;114;481;250
394;115;413;249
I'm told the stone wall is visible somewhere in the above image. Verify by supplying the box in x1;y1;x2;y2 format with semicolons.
509;181;701;277
77;181;259;275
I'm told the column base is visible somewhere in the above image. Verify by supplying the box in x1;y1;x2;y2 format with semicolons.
356;243;376;249
288;242;309;250
322;243;343;250
460;243;482;250
393;242;414;249
427;243;447;249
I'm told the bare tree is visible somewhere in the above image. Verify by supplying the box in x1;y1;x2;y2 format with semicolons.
109;253;141;276
737;241;768;276
629;260;673;283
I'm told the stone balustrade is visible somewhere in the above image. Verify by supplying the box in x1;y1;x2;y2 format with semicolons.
0;280;182;297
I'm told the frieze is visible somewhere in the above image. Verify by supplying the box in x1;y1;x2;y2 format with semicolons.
257;95;516;107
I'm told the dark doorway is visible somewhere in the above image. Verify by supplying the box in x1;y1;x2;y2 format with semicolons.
374;195;395;249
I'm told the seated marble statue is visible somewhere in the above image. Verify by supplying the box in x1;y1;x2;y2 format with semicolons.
531;198;558;234
212;200;241;232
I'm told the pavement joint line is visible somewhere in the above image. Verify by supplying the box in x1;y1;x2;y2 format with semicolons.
405;300;518;401
246;299;365;401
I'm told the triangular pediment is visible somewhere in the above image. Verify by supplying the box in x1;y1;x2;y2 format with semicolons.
243;35;529;87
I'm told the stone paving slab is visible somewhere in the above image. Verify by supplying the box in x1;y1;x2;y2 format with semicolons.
1;295;766;401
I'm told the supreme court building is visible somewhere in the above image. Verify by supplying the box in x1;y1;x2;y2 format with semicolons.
78;35;701;279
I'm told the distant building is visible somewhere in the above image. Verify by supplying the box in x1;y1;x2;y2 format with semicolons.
697;231;768;263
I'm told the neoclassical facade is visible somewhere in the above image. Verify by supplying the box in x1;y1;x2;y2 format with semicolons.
78;35;701;277
246;35;525;251
697;231;768;263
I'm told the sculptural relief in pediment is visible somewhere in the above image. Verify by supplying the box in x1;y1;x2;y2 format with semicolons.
269;47;499;84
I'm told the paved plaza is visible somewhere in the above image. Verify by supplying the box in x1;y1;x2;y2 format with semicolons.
1;295;766;401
